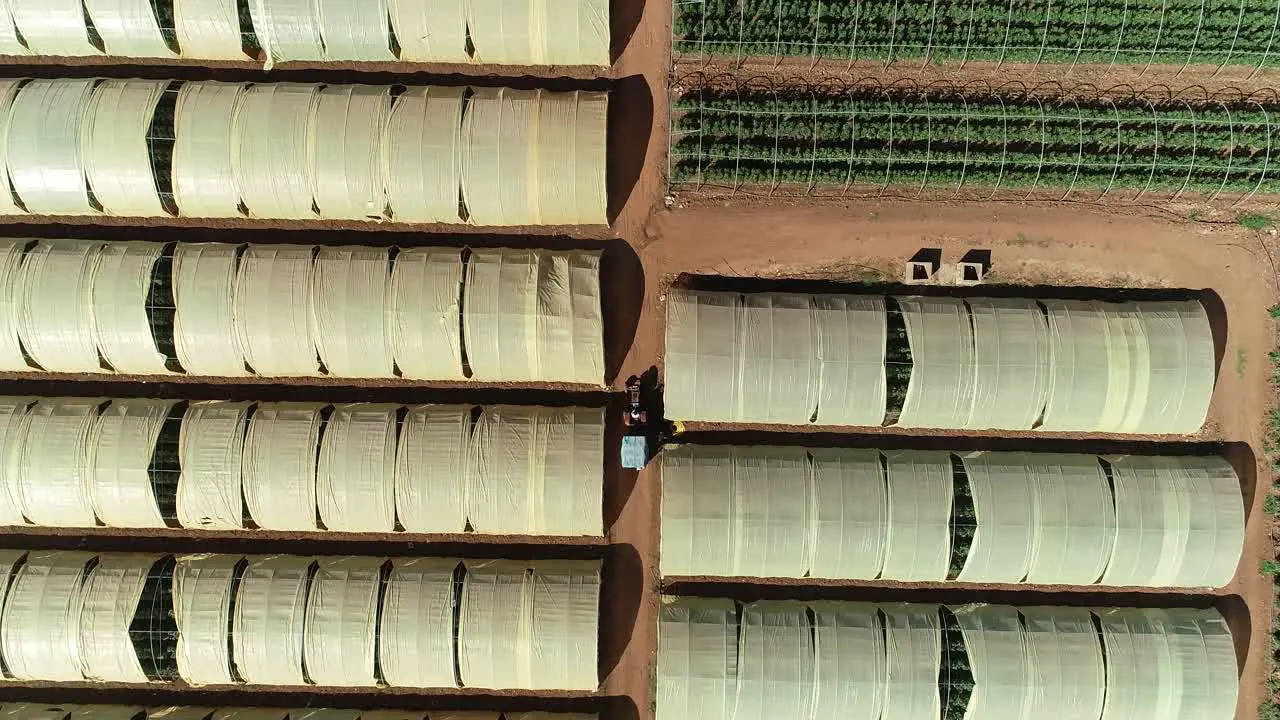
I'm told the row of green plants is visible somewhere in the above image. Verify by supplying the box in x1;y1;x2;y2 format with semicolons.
1260;300;1280;720
676;0;1280;66
940;608;975;720
673;90;1280;193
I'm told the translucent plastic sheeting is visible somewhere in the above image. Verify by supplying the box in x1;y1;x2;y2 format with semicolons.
1137;302;1215;434
16;240;104;373
1041;301;1112;432
6;80;97;214
234;245;319;376
1026;454;1116;585
173;243;247;376
314;0;394;61
461;90;607;226
1103;455;1244;588
808;448;887;580
739;295;816;424
233;84;319;218
172;83;246;218
731;446;808;578
78;553;158;682
378;557;458;687
382;87;464;223
394;405;469;533
467;0;608;66
242;403;322;530
1191;609;1239;719
311;246;393;377
233;555;312;685
0;83;25;215
316;404;396;532
1097;305;1149;433
0;241;29;370
458;560;529;688
9;0;98;55
956;453;1037;583
1020;607;1106;720
467;406;604;535
92;241;170;374
664;291;740;422
881;451;953;581
174;0;246;59
16;399;102;527
389;249;464;379
0;550;93;680
810;603;885;720
173;553;239;684
87;398;177;528
83;0;174;56
660;444;734;576
249;0;323;65
953;605;1031;720
0;9;27;55
1095;608;1222;720
388;0;468;62
302;556;381;686
177;402;250;530
656;597;738;720
880;604;941;720
966;298;1050;430
311;86;389;219
895;297;975;429
0;399;34;524
83;79;168;215
526;561;600;690
463;250;603;384
734;602;813;720
813;295;888;426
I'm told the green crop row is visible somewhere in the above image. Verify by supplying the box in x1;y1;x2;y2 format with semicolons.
676;0;1280;66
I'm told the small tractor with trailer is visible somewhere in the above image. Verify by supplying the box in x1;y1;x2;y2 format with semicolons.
620;370;681;469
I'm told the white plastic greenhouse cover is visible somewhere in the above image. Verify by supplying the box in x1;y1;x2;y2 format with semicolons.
1137;301;1215;434
808;448;887;580
82;0;174;56
83;79;167;216
87;398;176;528
233;555;312;685
461;90;607;226
177;402;250;529
739;295;817;425
233;84;319;218
0;399;33;524
730;446;808;578
388;0;468;62
467;406;604;535
526;561;600;690
249;0;324;64
242;403;321;530
17;240;104;373
1025;454;1116;585
1041;301;1120;432
458;560;528;688
7;79;96;214
664;292;737;422
656;597;738;720
311;246;393;377
316;404;396;532
234;245;319;376
302;556;381;686
895;297;975;428
9;0;97;55
1189;609;1239;719
813;295;888;426
314;0;393;60
311;86;389;219
394;405;469;533
880;604;941;720
382;87;464;224
0;9;26;55
173;83;246;218
966;298;1050;430
953;605;1031;720
78;553;157;682
0;83;24;216
1103;455;1244;588
1020;607;1105;720
881;451;953;581
463;250;603;384
173;553;239;684
16;399;101;527
378;557;458;687
957;453;1038;583
0;550;93;681
389;249;464;380
0;240;22;371
810;603;885;720
734;602;813;720
92;241;170;374
174;0;246;59
173;243;247;376
468;0;608;65
660;445;733;577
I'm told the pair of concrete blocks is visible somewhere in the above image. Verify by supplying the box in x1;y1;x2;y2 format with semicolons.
904;248;990;285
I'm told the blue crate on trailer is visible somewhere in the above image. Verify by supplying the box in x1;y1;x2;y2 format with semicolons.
621;435;649;469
